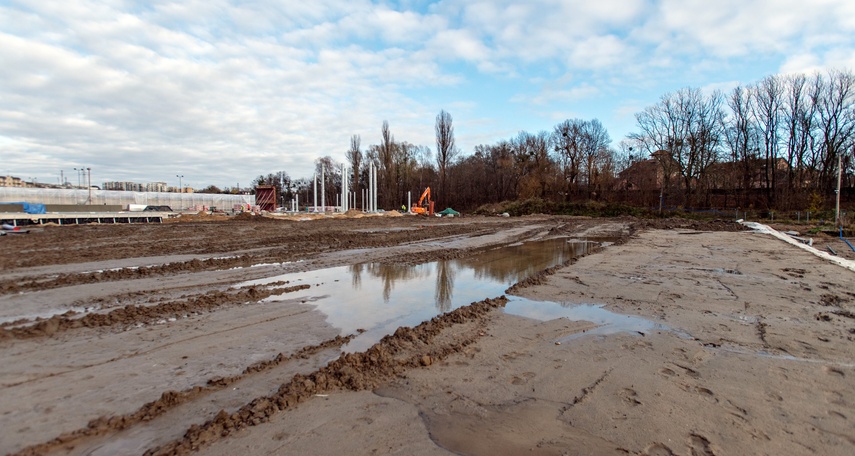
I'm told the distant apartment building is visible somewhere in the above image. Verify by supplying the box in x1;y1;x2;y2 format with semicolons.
103;181;142;191
0;175;26;187
145;182;168;192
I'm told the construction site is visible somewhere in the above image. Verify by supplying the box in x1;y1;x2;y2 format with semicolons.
2;189;855;455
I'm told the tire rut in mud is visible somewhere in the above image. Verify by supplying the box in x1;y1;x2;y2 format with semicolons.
141;296;508;456
12;333;358;456
0;256;265;295
0;283;309;340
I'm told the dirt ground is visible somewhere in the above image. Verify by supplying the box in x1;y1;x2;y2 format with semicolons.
1;214;853;455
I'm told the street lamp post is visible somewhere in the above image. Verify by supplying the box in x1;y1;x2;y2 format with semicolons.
73;167;82;188
86;167;91;204
176;175;184;193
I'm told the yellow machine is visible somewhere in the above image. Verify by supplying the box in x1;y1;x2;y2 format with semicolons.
411;187;435;216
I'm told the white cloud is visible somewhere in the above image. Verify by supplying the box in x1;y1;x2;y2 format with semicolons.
1;0;854;187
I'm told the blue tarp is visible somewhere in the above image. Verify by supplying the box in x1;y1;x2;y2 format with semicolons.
0;202;46;214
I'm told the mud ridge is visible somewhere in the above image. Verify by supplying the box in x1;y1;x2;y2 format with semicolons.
12;333;356;456
0;256;262;295
0;284;310;340
143;296;509;456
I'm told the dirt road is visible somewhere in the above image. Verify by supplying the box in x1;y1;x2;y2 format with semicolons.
1;214;853;455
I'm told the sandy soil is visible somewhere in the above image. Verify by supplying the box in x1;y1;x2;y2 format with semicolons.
1;214;853;456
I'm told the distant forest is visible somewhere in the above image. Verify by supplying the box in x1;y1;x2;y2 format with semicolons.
235;69;854;217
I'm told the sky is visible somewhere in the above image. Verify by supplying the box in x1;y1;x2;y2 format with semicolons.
2;0;854;190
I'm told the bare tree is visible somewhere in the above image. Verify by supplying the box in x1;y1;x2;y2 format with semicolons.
579;119;611;197
751;75;784;207
346;134;362;206
379;121;397;208
782;73;819;204
435;110;458;201
724;85;759;206
632;87;725;207
552;119;583;199
513;130;555;199
816;69;855;195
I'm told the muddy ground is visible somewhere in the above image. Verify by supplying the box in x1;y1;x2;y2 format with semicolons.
0;214;853;455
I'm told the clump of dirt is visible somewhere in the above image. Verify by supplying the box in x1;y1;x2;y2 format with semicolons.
0;284;310;340
145;296;508;455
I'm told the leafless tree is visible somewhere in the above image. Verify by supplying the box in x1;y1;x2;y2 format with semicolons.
751;75;784;207
435;110;458;201
552;119;583;198
816;69;855;195
632;87;725;207
782;73;819;204
346;134;362;205
579;119;611;197
724;85;759;205
379;121;397;209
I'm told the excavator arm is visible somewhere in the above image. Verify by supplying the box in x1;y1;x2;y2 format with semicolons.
412;187;434;215
417;187;431;206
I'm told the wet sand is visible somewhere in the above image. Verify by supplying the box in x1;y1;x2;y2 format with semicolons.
1;216;853;455
202;228;855;456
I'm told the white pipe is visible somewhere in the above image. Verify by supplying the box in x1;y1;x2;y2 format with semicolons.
342;164;348;212
321;166;325;213
408;191;411;213
741;221;855;272
369;163;374;212
373;163;378;211
313;173;317;213
296;194;299;212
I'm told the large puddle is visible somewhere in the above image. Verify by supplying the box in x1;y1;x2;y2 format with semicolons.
238;237;672;351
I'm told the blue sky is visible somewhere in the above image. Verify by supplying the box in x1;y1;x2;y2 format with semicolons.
2;0;854;190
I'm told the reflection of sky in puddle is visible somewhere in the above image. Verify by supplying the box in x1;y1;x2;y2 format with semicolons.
503;298;677;342
237;238;671;351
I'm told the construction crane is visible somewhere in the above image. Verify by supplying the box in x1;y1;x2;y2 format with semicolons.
411;187;434;216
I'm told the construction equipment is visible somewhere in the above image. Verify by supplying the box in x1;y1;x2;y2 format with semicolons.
411;187;435;216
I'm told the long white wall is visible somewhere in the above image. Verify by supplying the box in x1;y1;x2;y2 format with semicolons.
0;187;254;210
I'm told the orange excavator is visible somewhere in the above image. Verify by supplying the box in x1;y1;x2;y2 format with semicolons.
411;187;435;216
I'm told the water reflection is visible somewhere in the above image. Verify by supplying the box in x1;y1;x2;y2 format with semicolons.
503;298;686;341
239;238;605;351
342;239;594;310
435;261;455;312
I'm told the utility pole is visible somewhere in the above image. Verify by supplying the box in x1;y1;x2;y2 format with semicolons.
836;152;842;228
87;167;92;204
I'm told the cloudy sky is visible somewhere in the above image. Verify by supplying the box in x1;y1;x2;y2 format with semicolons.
2;0;854;190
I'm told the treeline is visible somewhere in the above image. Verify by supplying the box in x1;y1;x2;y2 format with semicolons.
252;69;854;213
